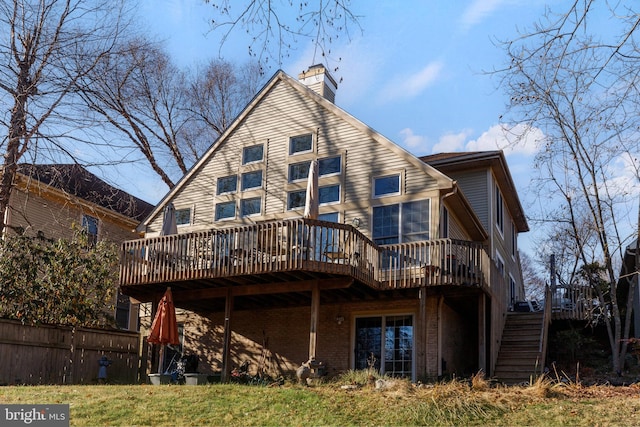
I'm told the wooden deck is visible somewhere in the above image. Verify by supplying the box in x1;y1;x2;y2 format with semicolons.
120;218;489;305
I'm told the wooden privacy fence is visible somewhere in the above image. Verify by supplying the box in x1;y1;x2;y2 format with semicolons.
0;319;140;385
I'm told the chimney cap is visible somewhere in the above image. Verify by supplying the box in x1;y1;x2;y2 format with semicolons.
298;64;338;90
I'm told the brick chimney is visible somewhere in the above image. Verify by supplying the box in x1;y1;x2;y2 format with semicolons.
298;64;338;103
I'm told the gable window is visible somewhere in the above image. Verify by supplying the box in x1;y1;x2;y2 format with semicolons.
495;185;504;235
373;174;400;197
175;208;191;226
289;134;313;154
241;170;263;191
217;175;237;194
319;184;340;204
82;214;98;247
241;197;261;217
242;144;264;164
289;161;311;182
287;189;306;210
215;201;235;220
319;156;341;176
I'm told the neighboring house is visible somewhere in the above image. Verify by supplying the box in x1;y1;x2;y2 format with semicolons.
7;164;154;330
120;65;529;381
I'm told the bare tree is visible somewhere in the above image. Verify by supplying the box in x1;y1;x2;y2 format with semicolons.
183;59;263;165
496;0;640;374
0;0;133;232
204;0;362;67
520;252;546;302
78;42;262;189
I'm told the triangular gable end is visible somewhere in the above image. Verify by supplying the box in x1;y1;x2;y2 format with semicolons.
138;68;456;232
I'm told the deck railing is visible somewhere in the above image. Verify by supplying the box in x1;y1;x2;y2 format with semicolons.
550;285;595;320
120;218;488;291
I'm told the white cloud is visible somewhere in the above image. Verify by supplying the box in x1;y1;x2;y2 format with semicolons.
432;130;472;153
378;61;444;103
465;123;543;155
400;128;428;151
458;0;508;32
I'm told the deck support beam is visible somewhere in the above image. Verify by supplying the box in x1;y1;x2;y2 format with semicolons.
221;288;234;383
308;280;320;360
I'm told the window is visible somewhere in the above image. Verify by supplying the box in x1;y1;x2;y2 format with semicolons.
115;291;131;329
289;134;312;154
319;184;340;204
441;207;449;238
287;190;306;210
495;185;504;234
372;205;400;245
175;208;191;226
215;201;235;220
372;200;430;245
401;200;430;242
82;214;98;247
511;221;516;257
242;144;264;164
289;161;311;182
319;156;341;176
241;170;262;191
217;175;237;194
355;315;413;378
241;197;261;217
373;175;400;197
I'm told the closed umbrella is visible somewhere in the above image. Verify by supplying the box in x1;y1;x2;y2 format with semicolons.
303;160;319;259
303;160;319;220
148;287;179;373
160;203;178;236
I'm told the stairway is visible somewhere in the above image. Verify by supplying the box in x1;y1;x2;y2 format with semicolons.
494;311;547;385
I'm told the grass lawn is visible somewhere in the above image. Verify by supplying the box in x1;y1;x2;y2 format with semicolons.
2;375;640;426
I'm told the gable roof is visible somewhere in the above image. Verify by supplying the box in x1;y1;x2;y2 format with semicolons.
421;151;529;233
16;164;154;222
138;69;457;231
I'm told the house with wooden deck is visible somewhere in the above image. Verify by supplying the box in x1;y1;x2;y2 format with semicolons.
7;164;154;330
120;65;533;382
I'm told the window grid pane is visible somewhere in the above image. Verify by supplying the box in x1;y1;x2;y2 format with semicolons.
372;205;399;245
289;134;312;154
215;202;235;220
319;185;339;204
217;175;237;194
241;170;262;191
402;200;430;241
319;156;341;176
289;161;311;182
241;198;261;217
374;175;400;197
175;208;191;225
242;145;264;164
287;190;306;210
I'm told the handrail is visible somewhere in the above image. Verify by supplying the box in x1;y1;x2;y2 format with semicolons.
119;219;488;291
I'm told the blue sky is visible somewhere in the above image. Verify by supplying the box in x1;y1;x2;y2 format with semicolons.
123;0;618;258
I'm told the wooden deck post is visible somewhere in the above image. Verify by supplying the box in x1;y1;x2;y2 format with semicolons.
221;288;234;382
418;286;427;380
478;293;486;375
309;281;320;360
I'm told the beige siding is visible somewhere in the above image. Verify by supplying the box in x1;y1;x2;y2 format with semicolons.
7;187;141;331
448;169;490;231
151;79;444;241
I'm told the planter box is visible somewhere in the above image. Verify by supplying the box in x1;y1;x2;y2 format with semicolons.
184;373;209;385
148;374;172;385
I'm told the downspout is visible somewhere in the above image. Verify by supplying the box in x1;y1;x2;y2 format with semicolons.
439;183;458;238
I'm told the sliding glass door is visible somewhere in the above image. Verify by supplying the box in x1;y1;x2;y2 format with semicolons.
354;315;413;378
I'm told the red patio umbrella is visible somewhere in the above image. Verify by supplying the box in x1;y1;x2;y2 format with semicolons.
148;287;179;346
